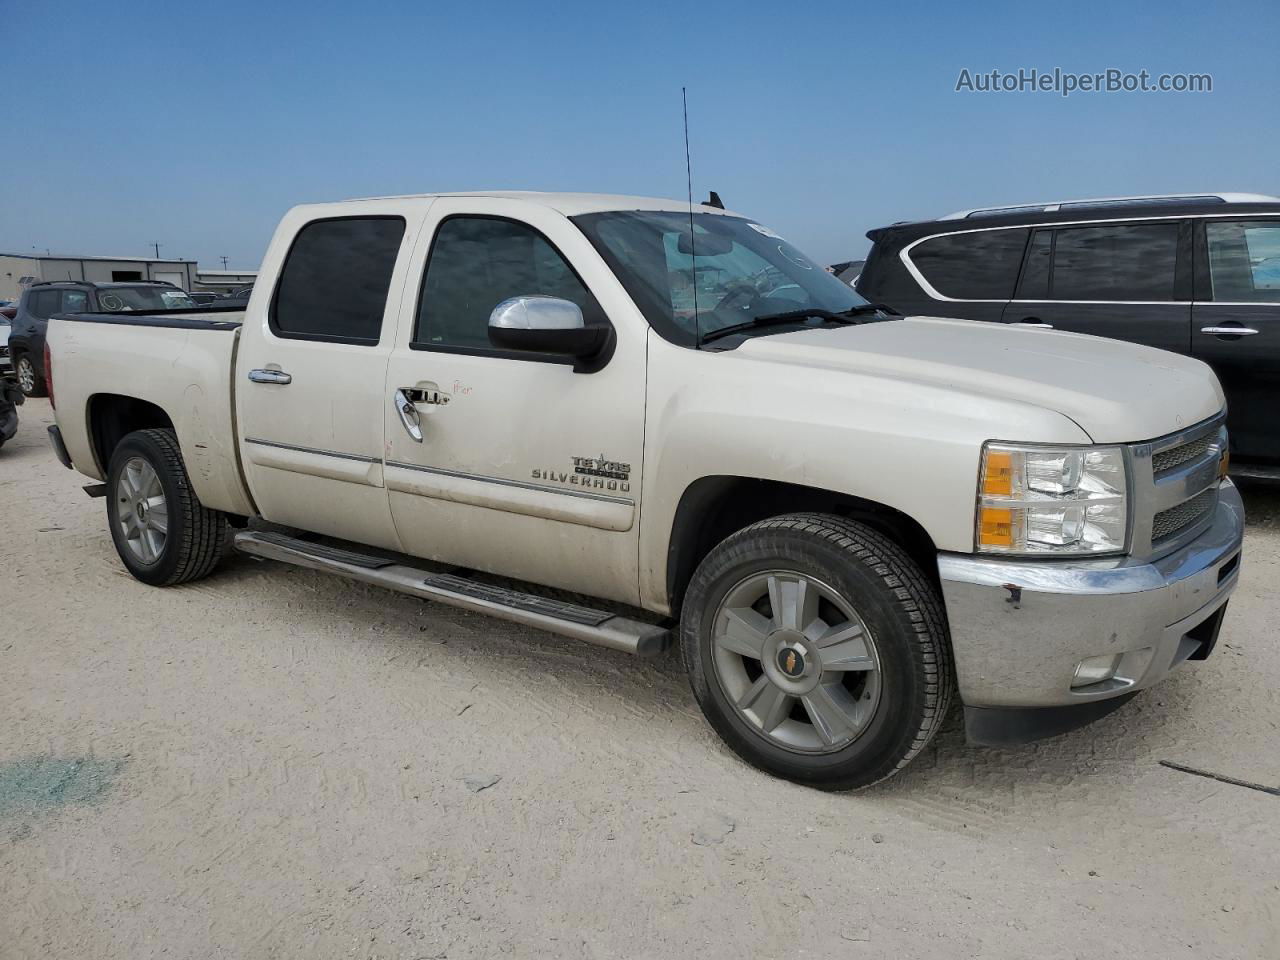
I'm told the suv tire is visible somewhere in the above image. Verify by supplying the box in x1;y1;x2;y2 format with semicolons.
106;428;228;586
14;354;47;398
681;513;954;790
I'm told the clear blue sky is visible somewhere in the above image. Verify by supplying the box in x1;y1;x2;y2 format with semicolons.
4;0;1277;270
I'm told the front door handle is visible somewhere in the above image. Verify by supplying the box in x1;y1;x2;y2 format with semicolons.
401;385;451;406
1200;325;1260;337
1011;318;1054;329
247;368;292;384
393;389;423;442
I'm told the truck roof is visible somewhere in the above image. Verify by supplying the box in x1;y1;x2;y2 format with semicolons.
339;191;742;218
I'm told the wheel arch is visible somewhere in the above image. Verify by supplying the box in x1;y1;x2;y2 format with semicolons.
87;393;175;475
665;475;940;616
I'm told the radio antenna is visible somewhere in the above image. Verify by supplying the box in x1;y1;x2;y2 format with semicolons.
682;86;700;349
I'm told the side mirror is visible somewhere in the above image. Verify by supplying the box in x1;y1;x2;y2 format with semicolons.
488;296;609;361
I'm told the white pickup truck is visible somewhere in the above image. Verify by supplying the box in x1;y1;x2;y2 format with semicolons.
45;191;1244;789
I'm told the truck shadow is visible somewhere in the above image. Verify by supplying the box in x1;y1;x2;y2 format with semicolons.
199;482;1278;808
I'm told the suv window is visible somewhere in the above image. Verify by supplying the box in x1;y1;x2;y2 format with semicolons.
1016;230;1053;299
1205;220;1280;303
28;289;64;319
1050;223;1179;301
63;290;89;312
271;217;405;344
909;229;1028;299
414;216;599;352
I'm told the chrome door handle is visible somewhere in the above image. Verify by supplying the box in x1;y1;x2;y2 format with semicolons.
1200;326;1259;337
247;368;292;384
393;389;423;442
1011;320;1054;329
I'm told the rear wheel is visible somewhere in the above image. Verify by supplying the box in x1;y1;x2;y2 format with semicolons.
15;355;46;398
106;428;227;585
681;513;954;790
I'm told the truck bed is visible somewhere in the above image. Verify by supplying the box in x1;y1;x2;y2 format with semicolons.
46;310;254;516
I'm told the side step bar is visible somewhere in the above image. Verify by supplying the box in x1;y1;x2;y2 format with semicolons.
233;531;671;657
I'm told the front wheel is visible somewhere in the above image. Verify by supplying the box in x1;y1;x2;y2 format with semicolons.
106;428;227;586
681;513;954;790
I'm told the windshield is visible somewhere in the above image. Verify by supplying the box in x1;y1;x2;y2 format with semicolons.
97;286;196;312
573;211;870;345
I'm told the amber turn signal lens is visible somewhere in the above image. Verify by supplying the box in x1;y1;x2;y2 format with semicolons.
978;506;1015;547
982;450;1013;496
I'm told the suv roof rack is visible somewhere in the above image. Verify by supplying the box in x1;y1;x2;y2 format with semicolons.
939;192;1280;221
28;278;178;289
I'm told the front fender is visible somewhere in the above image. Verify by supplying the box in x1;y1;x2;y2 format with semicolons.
636;334;1091;613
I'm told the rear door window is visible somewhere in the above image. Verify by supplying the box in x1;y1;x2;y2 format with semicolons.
1049;223;1179;301
1015;230;1053;299
908;229;1028;299
271;217;406;344
62;290;89;312
1204;220;1280;302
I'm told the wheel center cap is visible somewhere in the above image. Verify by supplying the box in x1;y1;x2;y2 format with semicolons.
776;646;806;678
136;501;147;520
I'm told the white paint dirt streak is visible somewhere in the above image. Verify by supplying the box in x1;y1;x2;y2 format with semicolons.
2;399;1278;958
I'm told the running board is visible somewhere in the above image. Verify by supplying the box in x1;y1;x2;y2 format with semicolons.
232;531;670;657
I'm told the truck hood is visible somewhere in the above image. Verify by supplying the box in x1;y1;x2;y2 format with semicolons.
736;316;1224;443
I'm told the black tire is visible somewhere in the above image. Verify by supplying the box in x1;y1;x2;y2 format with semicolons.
681;513;954;790
14;354;47;398
106;428;228;586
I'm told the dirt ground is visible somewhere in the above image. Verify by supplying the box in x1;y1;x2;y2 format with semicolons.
2;397;1278;959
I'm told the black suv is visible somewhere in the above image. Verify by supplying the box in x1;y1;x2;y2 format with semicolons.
7;280;196;396
857;193;1280;475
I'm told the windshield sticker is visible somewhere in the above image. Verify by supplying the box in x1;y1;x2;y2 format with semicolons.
778;245;814;270
746;222;783;239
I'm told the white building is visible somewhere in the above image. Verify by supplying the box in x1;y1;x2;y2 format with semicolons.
0;253;258;301
193;268;259;295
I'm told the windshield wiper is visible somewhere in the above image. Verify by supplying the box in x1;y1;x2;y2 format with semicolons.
699;305;887;345
841;302;897;316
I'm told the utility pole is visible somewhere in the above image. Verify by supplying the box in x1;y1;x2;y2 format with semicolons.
220;256;229;270
152;242;162;259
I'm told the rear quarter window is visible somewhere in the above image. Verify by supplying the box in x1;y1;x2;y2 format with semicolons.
907;229;1029;300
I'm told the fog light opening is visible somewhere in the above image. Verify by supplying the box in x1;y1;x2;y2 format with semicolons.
1072;653;1123;689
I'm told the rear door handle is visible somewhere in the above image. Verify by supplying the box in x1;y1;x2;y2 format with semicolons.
247;368;292;384
1011;318;1054;329
1200;326;1259;337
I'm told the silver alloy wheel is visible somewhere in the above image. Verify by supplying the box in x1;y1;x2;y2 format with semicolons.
711;570;882;754
115;456;169;564
16;357;35;393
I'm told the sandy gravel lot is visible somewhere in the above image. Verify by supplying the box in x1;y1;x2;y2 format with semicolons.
2;398;1278;959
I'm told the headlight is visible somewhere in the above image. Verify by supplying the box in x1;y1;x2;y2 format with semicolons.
976;443;1128;556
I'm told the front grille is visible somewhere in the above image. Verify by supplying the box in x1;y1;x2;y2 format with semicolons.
1152;488;1217;542
1153;434;1215;475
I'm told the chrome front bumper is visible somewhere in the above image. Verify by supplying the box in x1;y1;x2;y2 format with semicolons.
938;479;1244;710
